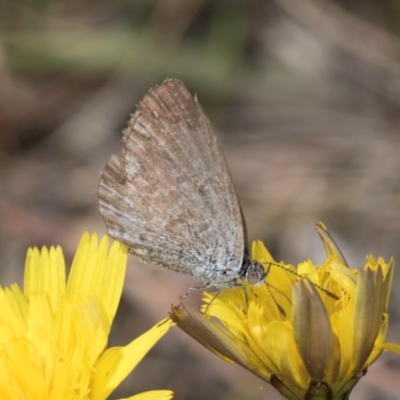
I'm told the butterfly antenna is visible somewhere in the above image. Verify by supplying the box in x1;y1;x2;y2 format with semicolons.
261;261;340;301
204;290;222;315
264;283;286;317
251;263;285;316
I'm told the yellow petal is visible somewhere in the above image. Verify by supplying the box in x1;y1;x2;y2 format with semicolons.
315;222;348;267
121;390;174;400
252;240;275;263
378;342;400;354
66;233;127;323
91;318;174;399
24;246;66;311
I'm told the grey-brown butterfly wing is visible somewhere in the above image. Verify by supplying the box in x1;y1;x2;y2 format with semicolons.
98;79;247;286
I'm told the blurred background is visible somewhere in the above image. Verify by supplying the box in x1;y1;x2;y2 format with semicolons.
1;0;400;398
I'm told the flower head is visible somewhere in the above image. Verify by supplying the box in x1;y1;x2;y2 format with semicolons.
171;223;397;400
0;232;174;400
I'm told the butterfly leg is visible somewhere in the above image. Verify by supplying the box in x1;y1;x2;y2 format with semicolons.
175;283;213;309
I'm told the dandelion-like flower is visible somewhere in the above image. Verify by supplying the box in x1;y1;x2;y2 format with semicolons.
0;232;174;400
171;223;399;400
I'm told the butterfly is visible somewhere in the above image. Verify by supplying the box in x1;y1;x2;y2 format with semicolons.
98;79;265;289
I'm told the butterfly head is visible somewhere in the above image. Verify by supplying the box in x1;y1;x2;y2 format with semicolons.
242;260;267;286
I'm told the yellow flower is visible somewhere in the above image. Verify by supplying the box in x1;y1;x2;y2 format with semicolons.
171;223;398;400
0;232;174;400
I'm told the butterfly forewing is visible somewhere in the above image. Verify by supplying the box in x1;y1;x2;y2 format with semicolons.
98;79;246;286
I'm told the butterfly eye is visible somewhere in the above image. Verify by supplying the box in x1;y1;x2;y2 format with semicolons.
246;270;261;285
244;262;266;285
